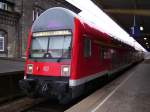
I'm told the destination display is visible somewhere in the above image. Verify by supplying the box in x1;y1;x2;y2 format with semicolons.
32;30;71;37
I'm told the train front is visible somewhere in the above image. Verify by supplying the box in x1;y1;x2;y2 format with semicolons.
19;7;75;100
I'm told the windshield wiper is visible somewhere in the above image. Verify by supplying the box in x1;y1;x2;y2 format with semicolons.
57;57;63;62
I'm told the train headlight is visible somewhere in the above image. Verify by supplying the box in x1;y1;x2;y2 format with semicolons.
27;64;33;74
24;75;27;79
61;65;70;76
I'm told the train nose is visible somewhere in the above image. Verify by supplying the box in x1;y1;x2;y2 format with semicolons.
19;78;69;100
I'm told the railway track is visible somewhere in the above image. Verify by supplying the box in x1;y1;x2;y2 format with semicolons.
0;97;46;112
0;93;24;104
23;100;67;112
0;96;71;112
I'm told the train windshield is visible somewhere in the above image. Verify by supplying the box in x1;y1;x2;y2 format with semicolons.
30;35;71;59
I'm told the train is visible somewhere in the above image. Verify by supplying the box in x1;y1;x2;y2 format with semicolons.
19;7;143;103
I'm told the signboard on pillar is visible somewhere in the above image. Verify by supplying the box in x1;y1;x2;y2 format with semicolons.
130;25;140;37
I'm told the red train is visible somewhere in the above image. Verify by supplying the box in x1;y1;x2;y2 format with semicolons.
19;7;143;103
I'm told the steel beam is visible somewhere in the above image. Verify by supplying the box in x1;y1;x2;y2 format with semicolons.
104;9;150;16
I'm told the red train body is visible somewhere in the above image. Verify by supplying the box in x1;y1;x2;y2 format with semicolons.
19;7;143;103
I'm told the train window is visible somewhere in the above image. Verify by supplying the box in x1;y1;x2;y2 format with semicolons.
100;47;111;60
84;38;91;57
100;47;104;60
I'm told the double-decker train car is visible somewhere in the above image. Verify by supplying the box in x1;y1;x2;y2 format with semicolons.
19;7;143;103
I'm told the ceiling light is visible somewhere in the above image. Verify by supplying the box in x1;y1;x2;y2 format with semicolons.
144;37;147;40
140;26;144;31
146;42;148;45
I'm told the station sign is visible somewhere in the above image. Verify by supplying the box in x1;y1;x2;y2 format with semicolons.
32;30;71;37
130;25;140;37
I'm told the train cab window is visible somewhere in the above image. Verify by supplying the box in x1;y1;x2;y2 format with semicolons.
48;36;71;58
31;37;48;57
84;38;91;57
30;35;71;59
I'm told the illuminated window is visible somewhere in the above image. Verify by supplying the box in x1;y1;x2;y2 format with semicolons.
84;38;91;57
0;30;7;52
0;2;4;9
0;37;4;51
0;2;14;11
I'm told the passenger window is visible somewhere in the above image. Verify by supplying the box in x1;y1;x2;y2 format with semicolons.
100;47;110;60
100;47;104;60
84;38;91;57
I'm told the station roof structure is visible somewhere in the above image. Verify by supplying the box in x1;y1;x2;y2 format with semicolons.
93;0;150;51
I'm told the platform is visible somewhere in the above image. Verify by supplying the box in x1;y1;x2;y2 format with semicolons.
0;58;24;74
66;60;150;112
0;58;25;101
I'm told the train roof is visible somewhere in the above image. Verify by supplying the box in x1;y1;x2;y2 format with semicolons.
32;7;78;32
32;7;110;40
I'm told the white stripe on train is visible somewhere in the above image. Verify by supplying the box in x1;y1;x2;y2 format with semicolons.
69;71;108;87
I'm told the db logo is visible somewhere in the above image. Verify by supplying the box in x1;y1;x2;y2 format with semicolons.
43;66;49;72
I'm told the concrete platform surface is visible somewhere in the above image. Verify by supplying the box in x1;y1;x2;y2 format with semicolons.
0;58;24;74
66;60;150;112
